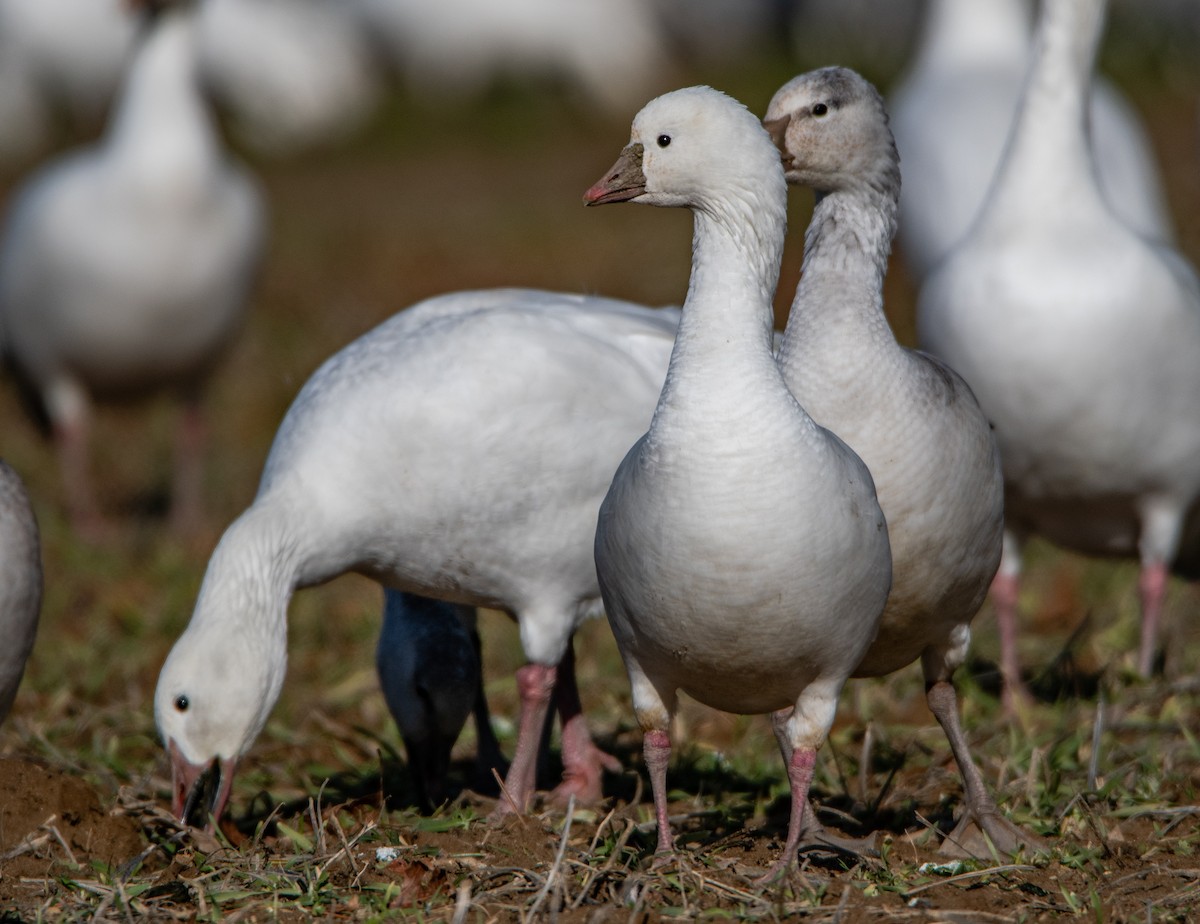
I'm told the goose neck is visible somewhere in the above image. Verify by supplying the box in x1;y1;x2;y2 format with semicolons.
986;0;1107;211
190;501;309;644
801;185;894;289
780;186;896;370
106;7;218;188
671;187;786;357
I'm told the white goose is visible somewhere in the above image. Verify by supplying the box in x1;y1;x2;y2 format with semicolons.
888;0;1173;281
0;0;265;537
154;289;679;826
0;0;137;131
764;67;1042;858
0;460;42;725
195;0;381;155
917;0;1200;699
585;86;892;878
376;590;506;812
350;0;671;116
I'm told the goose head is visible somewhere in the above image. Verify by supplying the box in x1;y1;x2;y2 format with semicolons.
155;610;286;828
584;85;786;216
763;66;899;198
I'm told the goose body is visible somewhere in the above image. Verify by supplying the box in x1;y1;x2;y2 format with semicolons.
586;86;891;876
196;0;381;155
0;460;42;724
376;590;504;812
155;289;679;825
765;67;1041;858
889;0;1172;281
351;0;670;114
0;3;264;534
0;0;137;129
916;0;1200;690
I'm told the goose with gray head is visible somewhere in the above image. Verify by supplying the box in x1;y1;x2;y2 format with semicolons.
154;287;680;827
585;85;892;879
917;0;1200;701
888;0;1173;282
764;66;1043;859
0;0;264;538
0;460;41;725
376;590;506;812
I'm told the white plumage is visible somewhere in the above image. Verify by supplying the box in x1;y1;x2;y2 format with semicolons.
154;289;678;825
586;86;892;878
0;0;137;131
0;460;41;725
889;0;1173;281
916;0;1200;699
351;0;671;115
0;2;265;536
765;66;1041;859
196;0;382;155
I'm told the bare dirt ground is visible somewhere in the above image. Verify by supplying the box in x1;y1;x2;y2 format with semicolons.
2;13;1200;921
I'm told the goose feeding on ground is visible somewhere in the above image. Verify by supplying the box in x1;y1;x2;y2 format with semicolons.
888;0;1173;281
155;288;679;827
376;590;506;812
585;86;892;878
916;0;1200;701
0;460;42;724
0;0;265;538
764;66;1043;859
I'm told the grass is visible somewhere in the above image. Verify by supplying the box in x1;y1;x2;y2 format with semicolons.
2;9;1200;921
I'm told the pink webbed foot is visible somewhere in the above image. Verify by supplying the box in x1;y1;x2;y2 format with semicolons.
548;640;620;806
938;805;1048;860
549;731;621;806
926;680;1048;859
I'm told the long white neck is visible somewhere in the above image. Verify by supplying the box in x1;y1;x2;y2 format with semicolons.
655;179;787;417
982;0;1109;230
914;0;1031;73
779;177;898;377
189;501;309;647
105;8;219;190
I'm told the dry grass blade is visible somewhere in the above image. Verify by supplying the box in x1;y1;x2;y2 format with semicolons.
526;794;575;919
451;879;472;924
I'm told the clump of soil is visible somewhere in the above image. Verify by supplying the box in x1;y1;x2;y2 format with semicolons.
0;757;145;907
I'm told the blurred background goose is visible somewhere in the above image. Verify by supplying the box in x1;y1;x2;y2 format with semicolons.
349;0;673;116
196;0;382;156
587;86;892;878
0;0;137;146
888;0;1173;282
0;0;265;538
916;0;1200;704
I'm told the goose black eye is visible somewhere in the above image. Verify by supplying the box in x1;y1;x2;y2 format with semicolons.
174;695;189;712
812;103;829;117
657;134;671;148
